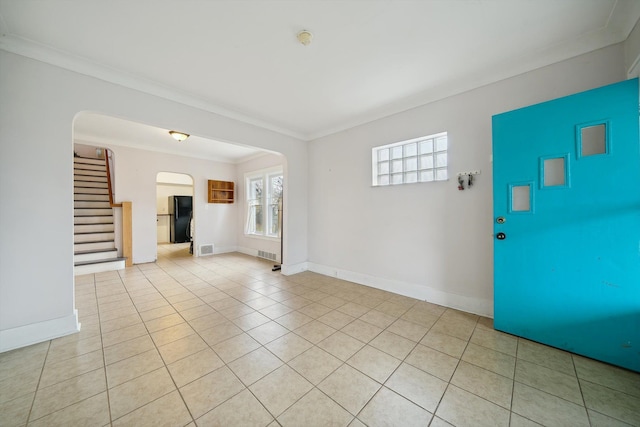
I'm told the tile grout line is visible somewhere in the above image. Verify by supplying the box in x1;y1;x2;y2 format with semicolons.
571;353;593;426
140;250;284;426
99;267;179;424
427;312;478;426
27;273;109;426
23;338;52;426
135;260;201;426
349;302;426;424
93;272;116;427
508;335;519;427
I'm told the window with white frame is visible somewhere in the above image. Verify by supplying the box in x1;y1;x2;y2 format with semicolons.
372;132;448;186
245;169;283;237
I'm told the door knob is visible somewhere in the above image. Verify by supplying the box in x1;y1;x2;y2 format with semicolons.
496;232;506;240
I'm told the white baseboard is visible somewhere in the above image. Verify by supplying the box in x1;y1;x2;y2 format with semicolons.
213;246;238;255
281;262;308;276
236;246;257;257
307;262;493;318
0;310;80;353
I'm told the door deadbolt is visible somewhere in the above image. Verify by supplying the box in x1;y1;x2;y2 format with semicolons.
496;232;506;240
496;217;506;224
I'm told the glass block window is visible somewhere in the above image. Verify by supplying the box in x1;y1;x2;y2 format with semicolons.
372;132;448;186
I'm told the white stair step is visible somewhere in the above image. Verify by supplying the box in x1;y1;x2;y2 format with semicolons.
74;216;113;225
73;175;107;183
74;249;118;263
74;157;105;166
75;241;115;252
74;180;108;188
74;193;110;201
74;232;115;243
74;163;106;172
74;187;109;195
74;168;106;177
74;223;114;234
74;200;111;209
75;208;113;216
74;258;126;275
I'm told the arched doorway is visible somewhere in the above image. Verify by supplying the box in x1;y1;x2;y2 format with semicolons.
156;172;194;258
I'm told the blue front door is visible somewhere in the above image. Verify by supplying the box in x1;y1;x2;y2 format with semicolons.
492;78;640;372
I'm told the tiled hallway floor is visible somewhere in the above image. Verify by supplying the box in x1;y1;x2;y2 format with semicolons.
1;244;639;426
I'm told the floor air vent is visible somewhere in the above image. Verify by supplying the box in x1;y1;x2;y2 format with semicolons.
258;250;277;261
199;244;214;256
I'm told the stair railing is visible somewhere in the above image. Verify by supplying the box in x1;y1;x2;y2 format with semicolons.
105;149;121;208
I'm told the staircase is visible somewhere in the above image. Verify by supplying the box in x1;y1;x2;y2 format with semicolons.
74;156;126;275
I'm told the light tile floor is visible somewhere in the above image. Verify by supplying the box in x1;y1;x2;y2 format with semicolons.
1;244;639;426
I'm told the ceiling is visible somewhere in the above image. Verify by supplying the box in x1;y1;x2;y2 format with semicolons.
74;112;268;163
1;1;639;143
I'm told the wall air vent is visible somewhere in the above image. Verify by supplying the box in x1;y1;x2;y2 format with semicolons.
257;250;277;261
199;244;214;256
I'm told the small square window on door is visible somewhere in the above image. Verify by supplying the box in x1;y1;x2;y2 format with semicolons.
508;182;534;214
539;154;570;189
576;121;609;158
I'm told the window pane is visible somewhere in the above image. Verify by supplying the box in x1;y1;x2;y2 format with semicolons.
391;146;403;159
391;173;403;185
378;175;390;185
404;157;417;171
436;153;447;168
269;175;283;200
435;136;447;152
542;157;565;187
391;159;403;173
249;178;263;200
378;148;389;162
254;205;263;233
436;169;448;181
378;161;389;175
404;142;417;157
580;124;606;156
420;139;433;154
512;185;531;212
269;203;279;236
419;154;433;169
246;204;264;234
405;171;417;183
420;170;434;182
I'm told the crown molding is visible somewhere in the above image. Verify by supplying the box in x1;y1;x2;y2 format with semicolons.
306;27;629;141
0;34;308;141
2;1;637;143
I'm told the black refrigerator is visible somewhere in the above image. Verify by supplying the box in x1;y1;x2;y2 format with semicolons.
168;196;192;243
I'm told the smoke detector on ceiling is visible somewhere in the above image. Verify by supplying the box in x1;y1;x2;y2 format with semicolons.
297;30;313;46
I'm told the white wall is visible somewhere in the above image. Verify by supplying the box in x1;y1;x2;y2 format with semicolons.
307;44;627;317
0;50;308;352
235;153;286;260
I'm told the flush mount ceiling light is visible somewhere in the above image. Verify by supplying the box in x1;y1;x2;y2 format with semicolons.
169;130;189;142
297;30;313;46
